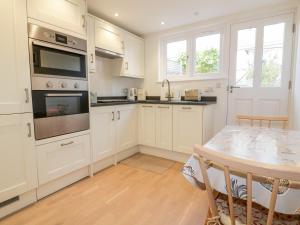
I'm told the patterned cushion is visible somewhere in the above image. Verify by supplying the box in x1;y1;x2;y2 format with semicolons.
215;193;300;225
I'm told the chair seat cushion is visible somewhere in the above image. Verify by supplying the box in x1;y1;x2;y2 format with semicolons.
216;193;300;225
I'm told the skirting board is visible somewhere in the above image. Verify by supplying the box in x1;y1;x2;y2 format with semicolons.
0;190;37;219
139;145;190;163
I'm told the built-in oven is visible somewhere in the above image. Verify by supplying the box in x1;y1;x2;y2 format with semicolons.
32;90;89;140
28;23;87;80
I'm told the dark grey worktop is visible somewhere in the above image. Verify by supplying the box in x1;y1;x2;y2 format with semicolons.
90;96;217;107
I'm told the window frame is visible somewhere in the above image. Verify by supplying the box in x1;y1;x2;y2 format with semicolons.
159;27;226;82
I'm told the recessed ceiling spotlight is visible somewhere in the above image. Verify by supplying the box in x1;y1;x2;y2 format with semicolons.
194;11;199;16
114;13;119;17
161;21;165;25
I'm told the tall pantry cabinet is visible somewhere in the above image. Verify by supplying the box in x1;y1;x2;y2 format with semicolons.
0;0;37;212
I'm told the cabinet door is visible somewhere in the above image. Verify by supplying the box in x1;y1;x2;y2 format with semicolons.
139;105;156;147
173;105;203;154
156;105;172;150
116;105;138;152
27;0;87;36
37;134;91;185
95;20;123;55
122;33;145;78
87;15;96;73
90;107;115;162
0;114;37;203
0;0;32;114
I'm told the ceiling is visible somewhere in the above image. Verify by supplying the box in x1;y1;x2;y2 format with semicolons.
87;0;294;35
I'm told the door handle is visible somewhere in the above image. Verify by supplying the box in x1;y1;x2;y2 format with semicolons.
90;53;94;63
82;15;86;28
27;123;32;138
112;111;115;121
117;111;121;120
25;88;30;103
229;85;240;93
125;62;128;70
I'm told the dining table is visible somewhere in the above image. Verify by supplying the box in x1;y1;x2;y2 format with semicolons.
182;125;300;215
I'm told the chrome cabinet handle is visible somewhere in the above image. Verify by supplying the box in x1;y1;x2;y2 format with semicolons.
229;85;240;93
61;141;74;147
182;107;192;110
112;111;115;121
125;62;128;70
25;88;30;103
142;105;153;108
90;53;94;63
158;106;169;109
82;15;86;28
27;123;32;137
117;111;120;120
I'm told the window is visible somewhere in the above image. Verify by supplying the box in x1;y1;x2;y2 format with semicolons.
166;40;187;76
261;23;285;87
235;28;256;87
160;29;224;81
195;34;221;74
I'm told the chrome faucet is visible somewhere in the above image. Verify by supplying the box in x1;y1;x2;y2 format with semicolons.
162;79;172;101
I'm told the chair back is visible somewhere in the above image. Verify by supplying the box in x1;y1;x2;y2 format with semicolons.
236;115;288;129
194;145;300;225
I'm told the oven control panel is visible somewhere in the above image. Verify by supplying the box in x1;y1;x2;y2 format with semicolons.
31;77;88;91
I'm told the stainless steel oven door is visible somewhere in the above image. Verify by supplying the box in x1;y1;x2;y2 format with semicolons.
34;113;89;140
29;39;87;80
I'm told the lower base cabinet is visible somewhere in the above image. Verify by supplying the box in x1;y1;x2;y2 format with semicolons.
91;105;138;162
36;134;91;185
0;113;37;204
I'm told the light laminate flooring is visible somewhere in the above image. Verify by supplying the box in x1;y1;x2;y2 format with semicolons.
0;159;209;225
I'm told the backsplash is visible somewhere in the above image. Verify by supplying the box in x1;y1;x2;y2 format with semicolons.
89;56;143;97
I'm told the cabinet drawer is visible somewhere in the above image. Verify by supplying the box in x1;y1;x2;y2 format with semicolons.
37;134;91;185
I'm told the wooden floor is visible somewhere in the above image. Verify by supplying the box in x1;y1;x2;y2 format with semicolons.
0;160;209;225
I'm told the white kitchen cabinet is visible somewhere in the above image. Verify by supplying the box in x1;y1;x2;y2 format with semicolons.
36;134;91;185
90;106;115;162
121;33;145;78
27;0;87;37
116;105;138;153
0;113;37;203
173;105;203;154
0;0;32;114
139;104;156;147
91;105;138;162
95;19;124;55
87;15;96;73
155;105;173;150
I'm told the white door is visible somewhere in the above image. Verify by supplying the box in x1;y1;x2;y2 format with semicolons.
139;104;156;147
155;105;172;150
116;105;138;152
0;0;32;114
173;105;203;154
0;114;37;203
90;107;115;162
227;14;294;125
27;0;87;37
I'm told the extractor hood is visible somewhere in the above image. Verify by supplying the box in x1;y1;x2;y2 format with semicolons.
95;47;124;59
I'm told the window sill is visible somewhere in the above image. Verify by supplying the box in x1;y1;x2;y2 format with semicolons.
157;75;227;83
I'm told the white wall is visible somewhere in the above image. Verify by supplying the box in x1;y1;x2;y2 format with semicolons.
292;4;300;130
142;2;298;133
89;56;143;96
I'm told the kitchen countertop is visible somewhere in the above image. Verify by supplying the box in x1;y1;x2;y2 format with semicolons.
90;96;217;107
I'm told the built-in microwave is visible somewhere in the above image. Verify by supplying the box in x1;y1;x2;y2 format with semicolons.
28;23;87;80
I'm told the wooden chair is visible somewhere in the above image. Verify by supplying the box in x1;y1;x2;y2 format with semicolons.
236;115;288;129
194;145;300;225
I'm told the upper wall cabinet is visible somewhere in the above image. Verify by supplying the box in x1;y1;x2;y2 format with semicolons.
122;32;145;79
0;0;32;114
87;15;96;73
27;0;87;38
94;19;124;56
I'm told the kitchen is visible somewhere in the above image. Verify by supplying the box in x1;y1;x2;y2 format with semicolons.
0;0;300;224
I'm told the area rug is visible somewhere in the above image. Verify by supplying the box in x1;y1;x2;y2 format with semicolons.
120;153;175;174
